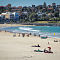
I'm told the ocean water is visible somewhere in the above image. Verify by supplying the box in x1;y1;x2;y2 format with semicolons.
0;26;60;38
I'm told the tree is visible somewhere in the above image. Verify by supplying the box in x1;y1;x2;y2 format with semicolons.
54;11;59;17
8;7;12;12
29;12;37;22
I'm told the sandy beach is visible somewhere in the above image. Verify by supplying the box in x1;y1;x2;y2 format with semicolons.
0;24;60;60
0;24;35;27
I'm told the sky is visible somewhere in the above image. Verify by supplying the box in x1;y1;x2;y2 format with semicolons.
0;0;60;7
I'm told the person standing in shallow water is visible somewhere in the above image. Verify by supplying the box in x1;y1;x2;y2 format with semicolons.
18;33;20;37
27;34;29;37
22;33;25;37
30;33;31;35
39;35;40;37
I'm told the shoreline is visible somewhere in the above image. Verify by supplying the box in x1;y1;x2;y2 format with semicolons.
0;29;60;39
21;23;60;26
0;24;60;39
0;24;35;27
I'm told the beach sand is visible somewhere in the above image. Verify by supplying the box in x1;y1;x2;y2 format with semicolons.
0;24;60;60
0;24;35;27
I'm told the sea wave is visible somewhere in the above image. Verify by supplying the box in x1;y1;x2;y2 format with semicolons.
19;27;40;33
29;30;40;32
19;27;33;31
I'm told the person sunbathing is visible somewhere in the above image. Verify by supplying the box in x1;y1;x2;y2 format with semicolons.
32;44;40;47
54;40;58;42
44;48;53;53
44;48;48;52
34;49;43;52
38;44;40;47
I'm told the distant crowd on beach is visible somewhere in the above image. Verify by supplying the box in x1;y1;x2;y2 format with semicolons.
0;30;41;37
13;32;41;37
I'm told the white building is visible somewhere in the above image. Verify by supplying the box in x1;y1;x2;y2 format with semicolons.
2;12;14;20
1;12;20;23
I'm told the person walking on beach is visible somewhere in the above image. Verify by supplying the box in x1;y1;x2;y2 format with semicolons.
38;35;40;37
27;34;29;37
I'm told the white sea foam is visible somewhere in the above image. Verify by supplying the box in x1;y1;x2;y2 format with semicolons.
46;26;50;27
19;27;33;31
29;30;40;32
13;30;20;33
19;27;40;33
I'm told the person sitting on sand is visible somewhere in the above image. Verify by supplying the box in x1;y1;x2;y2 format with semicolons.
44;48;48;52
48;47;51;52
54;40;58;42
44;47;53;53
48;42;49;44
38;44;40;47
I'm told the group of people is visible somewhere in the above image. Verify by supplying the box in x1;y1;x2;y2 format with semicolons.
44;47;53;53
13;32;41;37
33;44;53;53
13;33;30;37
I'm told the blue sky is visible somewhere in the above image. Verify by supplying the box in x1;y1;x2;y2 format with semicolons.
0;0;60;7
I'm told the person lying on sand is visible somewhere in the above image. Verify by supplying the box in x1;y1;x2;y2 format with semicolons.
54;40;58;42
34;49;43;52
32;44;40;47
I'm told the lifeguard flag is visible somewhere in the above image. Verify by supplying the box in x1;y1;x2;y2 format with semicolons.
54;33;55;35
